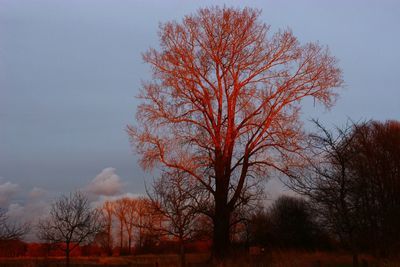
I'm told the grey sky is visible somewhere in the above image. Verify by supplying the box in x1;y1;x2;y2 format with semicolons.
1;0;399;206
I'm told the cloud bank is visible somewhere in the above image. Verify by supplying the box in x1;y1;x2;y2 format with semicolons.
1;168;127;241
0;179;19;207
5;187;51;242
87;167;123;196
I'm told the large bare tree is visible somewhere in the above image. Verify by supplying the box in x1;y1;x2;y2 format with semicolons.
37;192;102;267
128;6;342;258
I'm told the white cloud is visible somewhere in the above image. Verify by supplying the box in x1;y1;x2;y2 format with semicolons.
6;188;50;222
29;187;47;199
6;203;25;219
87;167;123;196
90;192;145;208
6;188;51;242
0;180;19;206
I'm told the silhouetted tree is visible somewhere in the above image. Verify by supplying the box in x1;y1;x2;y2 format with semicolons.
128;6;342;259
348;120;400;256
290;120;400;264
0;208;29;241
37;192;102;267
247;208;273;248
290;120;362;266
229;181;265;245
246;196;329;250
269;196;323;249
148;171;200;267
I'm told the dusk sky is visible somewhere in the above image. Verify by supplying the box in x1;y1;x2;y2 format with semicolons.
1;0;399;225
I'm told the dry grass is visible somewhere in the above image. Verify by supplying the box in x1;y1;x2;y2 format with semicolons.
248;251;400;267
0;254;211;267
269;250;367;267
0;252;400;267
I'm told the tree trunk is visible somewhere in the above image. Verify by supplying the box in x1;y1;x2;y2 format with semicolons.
350;235;359;267
128;235;132;254
179;239;186;267
119;222;123;253
138;216;142;251
352;251;359;267
212;177;231;261
139;227;142;251
213;207;231;261
66;242;70;267
108;222;113;256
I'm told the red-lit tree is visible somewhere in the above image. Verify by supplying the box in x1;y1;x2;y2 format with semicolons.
129;6;342;259
98;200;115;255
119;198;138;254
113;198;128;253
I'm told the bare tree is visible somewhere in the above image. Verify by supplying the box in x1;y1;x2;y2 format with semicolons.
229;176;265;244
102;197;162;254
128;6;342;258
120;198;137;254
99;200;115;255
37;192;102;267
269;196;322;249
0;208;29;241
289;120;363;266
346;120;400;256
148;171;200;267
113;198;128;253
290;119;400;263
133;197;162;251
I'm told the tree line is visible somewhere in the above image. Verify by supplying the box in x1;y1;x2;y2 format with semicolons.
1;118;399;267
289;120;400;266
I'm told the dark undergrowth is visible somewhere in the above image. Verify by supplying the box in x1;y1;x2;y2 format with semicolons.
0;252;399;267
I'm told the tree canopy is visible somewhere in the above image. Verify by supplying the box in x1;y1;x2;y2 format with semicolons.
129;6;342;258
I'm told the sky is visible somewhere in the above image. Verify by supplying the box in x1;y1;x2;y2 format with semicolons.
0;0;399;227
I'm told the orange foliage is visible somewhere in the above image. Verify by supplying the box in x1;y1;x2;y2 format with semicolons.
129;6;343;257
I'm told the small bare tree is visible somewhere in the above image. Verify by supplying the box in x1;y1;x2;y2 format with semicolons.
0;208;29;241
120;198;137;254
134;197;164;252
99;200;115;255
289;120;361;266
113;198;128;253
37;192;102;267
148;171;199;267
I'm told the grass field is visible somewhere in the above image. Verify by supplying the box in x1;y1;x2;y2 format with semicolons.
0;252;399;267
